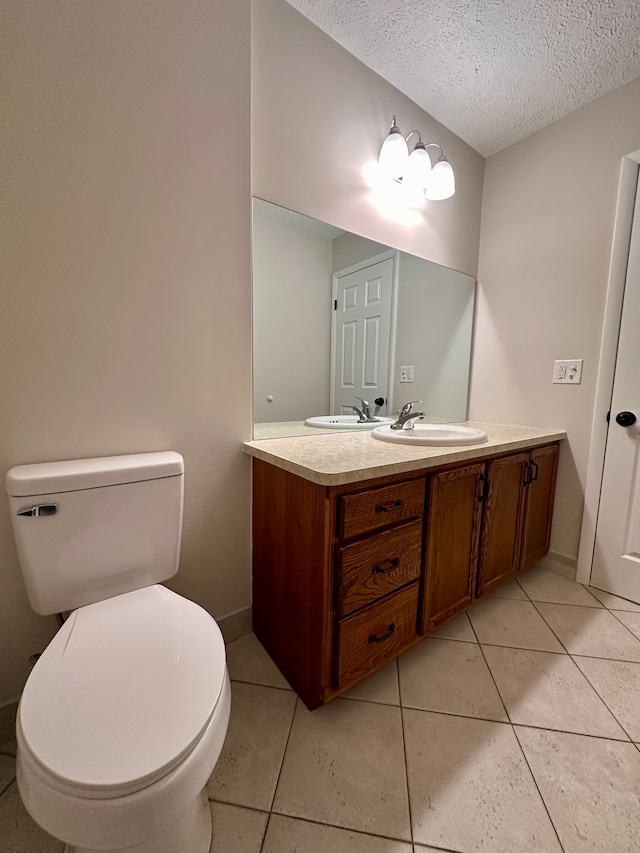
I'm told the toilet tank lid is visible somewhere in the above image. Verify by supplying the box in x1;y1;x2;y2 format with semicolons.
6;451;184;497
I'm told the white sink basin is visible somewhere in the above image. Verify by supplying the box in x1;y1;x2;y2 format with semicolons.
371;423;489;446
305;415;395;430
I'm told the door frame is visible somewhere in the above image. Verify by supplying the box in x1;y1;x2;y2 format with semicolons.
330;249;399;416
576;150;640;584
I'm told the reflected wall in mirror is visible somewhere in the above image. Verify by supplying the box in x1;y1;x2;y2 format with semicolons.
252;198;476;439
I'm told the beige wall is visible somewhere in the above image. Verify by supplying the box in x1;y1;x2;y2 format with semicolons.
0;0;251;704
392;254;474;419
253;215;332;422
471;76;640;561
252;0;485;279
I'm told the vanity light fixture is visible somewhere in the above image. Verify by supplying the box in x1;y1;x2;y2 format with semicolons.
378;116;455;201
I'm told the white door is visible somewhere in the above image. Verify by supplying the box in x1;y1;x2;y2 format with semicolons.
591;180;640;602
331;257;395;415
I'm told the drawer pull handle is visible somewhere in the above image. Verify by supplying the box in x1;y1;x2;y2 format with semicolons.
375;499;404;513
368;623;396;644
372;557;400;575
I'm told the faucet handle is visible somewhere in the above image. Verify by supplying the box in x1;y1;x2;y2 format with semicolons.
355;396;370;409
398;400;423;417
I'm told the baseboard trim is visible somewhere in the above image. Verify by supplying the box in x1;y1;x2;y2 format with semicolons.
218;606;253;645
538;551;577;580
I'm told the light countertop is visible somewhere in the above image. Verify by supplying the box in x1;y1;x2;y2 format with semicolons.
243;422;566;486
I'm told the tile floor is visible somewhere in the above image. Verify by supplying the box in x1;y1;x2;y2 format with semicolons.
3;563;640;852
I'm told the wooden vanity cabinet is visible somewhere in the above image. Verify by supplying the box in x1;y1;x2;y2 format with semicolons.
475;452;530;598
519;443;560;572
420;462;484;634
251;441;560;709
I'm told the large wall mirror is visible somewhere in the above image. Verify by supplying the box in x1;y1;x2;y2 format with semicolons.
252;198;476;440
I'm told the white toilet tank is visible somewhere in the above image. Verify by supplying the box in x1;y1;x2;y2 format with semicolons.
6;452;184;615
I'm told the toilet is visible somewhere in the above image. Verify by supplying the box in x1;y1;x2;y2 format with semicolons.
5;451;230;853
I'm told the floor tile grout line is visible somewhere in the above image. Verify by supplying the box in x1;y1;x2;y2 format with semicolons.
524;599;604;609
0;778;16;799
228;677;292;693
267;695;298;813
398;703;634;743
511;726;567;853
606;608;640;643
267;808;414;847
567;654;637;744
258;811;272;853
209;798;270;815
467;615;512;724
527;599;578;655
259;692;299;853
530;597;640;659
478;642;631;741
260;693;300;853
396;659;415;848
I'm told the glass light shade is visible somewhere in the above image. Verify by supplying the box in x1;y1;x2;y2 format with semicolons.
403;144;432;191
378;128;409;181
425;158;455;200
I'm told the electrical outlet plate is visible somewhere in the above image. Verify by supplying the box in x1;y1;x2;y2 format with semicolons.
553;359;583;384
400;365;414;383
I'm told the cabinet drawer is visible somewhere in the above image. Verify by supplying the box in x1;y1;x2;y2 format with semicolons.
336;583;419;688
337;519;422;616
338;479;425;540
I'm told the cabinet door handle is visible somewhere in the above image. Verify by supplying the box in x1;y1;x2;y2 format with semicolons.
368;623;396;643
372;557;400;575
523;463;532;485
375;499;404;513
478;475;490;502
530;461;539;482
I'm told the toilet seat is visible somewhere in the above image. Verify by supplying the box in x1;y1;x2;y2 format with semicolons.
18;585;226;800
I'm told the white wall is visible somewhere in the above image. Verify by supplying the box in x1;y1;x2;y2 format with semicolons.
253;215;332;422
392;255;475;419
252;0;485;279
471;76;640;561
0;0;251;705
332;233;390;273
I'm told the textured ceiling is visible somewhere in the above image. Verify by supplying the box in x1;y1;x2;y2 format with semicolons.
286;0;640;156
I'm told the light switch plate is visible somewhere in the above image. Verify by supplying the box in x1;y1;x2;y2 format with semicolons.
400;365;414;383
553;359;583;384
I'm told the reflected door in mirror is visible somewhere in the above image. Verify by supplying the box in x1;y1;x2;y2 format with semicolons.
332;255;394;415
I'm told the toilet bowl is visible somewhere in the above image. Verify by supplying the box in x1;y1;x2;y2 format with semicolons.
17;585;230;853
6;452;231;853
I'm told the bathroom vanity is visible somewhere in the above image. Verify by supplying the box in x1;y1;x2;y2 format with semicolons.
244;424;565;709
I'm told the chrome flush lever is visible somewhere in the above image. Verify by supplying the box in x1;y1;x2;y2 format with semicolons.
17;504;58;517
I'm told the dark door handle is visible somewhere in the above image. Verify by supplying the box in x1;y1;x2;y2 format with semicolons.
375;500;404;513
374;397;385;406
368;623;396;643
478;474;490;501
530;461;539;482
616;411;637;427
372;557;400;575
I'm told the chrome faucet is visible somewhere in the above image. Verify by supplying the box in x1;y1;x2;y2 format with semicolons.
390;400;425;430
352;397;381;423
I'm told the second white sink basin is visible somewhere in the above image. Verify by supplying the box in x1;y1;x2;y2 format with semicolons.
305;415;395;430
371;423;489;446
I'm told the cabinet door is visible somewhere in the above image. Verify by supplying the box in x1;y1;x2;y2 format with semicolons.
520;444;559;572
421;462;484;633
476;452;529;597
